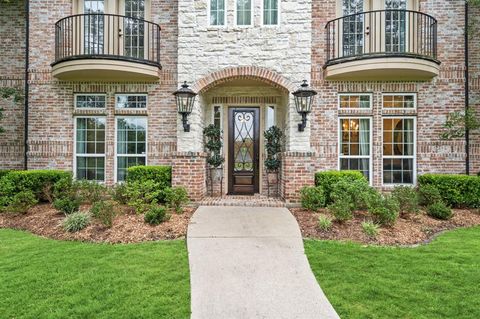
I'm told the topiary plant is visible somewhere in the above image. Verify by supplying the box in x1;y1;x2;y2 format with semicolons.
203;124;224;168
264;126;283;172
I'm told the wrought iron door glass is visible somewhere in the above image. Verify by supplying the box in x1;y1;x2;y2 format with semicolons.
233;111;254;172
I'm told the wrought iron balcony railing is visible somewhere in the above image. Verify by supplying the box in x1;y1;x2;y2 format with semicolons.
53;13;161;67
325;10;438;66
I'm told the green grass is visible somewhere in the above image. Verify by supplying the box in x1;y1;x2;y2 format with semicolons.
305;226;480;319
0;229;190;319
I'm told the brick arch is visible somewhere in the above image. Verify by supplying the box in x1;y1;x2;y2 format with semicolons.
192;66;297;94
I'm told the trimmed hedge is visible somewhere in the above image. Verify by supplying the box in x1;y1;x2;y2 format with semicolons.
126;166;172;187
315;170;367;204
0;170;72;204
418;174;480;208
0;170;14;180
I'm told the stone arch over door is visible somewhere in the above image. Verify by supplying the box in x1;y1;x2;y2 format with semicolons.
192;66;297;94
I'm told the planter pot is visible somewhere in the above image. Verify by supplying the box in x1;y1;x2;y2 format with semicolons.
267;171;279;184
210;167;223;182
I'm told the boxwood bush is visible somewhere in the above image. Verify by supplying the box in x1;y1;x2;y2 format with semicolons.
418;174;480;208
0;170;71;205
315;170;366;204
126;166;172;202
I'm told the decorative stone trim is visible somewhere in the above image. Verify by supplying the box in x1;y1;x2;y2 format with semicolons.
211;96;280;104
192;66;297;93
27;140;73;157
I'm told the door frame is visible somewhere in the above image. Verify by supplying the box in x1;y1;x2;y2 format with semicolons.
227;107;260;195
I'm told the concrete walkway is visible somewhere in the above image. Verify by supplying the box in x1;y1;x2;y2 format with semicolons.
187;206;340;319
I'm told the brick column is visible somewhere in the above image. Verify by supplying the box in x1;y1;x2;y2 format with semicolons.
172;152;207;202
280;151;316;204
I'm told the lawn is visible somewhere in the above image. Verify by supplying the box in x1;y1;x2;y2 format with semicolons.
305;226;480;319
0;229;190;319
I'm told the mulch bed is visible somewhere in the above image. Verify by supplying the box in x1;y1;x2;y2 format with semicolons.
290;208;480;246
0;204;195;244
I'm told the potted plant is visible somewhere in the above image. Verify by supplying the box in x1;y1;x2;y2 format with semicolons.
203;124;225;195
264;126;283;197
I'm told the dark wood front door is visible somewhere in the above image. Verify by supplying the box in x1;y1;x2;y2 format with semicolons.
228;107;260;195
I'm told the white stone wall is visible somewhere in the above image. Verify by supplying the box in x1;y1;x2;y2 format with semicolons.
177;0;313;152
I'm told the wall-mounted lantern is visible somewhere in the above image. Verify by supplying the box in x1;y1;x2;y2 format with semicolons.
292;80;317;132
173;81;197;132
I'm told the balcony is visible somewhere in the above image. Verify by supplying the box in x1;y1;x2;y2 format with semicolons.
52;14;161;81
324;10;440;81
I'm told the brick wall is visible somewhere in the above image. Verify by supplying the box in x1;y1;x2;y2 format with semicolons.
280;152;316;203
172;152;207;201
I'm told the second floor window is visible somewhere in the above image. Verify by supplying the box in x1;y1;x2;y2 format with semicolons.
84;0;105;54
236;0;252;26
210;0;226;26
263;0;278;25
342;0;364;57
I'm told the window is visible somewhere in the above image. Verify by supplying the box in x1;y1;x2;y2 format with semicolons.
342;0;364;57
210;0;226;26
383;94;415;109
263;0;278;25
75;117;106;182
116;117;147;181
75;94;106;109
84;0;105;54
124;0;146;59
339;94;371;109
266;105;275;129
236;0;252;25
115;94;147;109
383;117;415;184
385;0;407;53
213;106;222;129
339;117;371;181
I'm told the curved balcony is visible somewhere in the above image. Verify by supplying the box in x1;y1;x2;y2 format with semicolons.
324;10;440;81
52;14;161;81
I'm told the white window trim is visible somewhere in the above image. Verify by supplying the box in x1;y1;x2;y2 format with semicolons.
265;104;277;129
114;116;149;183
115;93;148;109
74;93;107;110
381;116;417;186
338;116;373;184
382;93;417;111
73;115;107;182
212;105;224;129
260;0;280;26
338;93;373;110
234;0;254;26
207;0;227;27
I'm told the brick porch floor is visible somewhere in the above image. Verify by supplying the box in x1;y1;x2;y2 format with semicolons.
198;194;287;207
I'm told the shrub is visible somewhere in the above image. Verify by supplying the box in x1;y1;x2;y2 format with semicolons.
300;186;326;211
427;202;453;220
328;199;354;222
318;215;333;231
111;183;129;205
330;178;377;211
53;175;75;200
362;221;380;238
315;170;366;204
126;180;163;214
90;200;118;228
418;184;443;206
4;190;38;214
0;169;13;180
63;212;91;232
369;195;400;227
164;187;189;214
126;166;171;201
53;197;81;215
75;180;108;203
418;174;480;208
0;170;71;203
392;186;419;215
144;206;170;225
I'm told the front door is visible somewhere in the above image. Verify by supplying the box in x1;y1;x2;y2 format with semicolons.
228;107;260;195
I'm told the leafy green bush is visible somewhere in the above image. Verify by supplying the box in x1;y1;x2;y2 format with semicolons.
126;166;171;202
126;180;163;214
418;174;480;208
368;195;400;227
318;215;333;231
53;197;81;215
362;221;380;238
300;186;326;211
315;170;366;204
62;212;91;232
427;202;453;220
90;200;118;228
111;183;129;205
392;186;419;215
0;169;13;180
164;187;189;214
75;180;108;203
144;206;170;225
328;199;354;222
3;190;38;214
0;170;71;203
418;184;443;206
330;178;377;211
